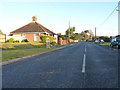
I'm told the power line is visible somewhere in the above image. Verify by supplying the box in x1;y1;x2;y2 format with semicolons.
97;4;119;29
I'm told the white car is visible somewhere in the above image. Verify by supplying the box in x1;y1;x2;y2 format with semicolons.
95;40;99;43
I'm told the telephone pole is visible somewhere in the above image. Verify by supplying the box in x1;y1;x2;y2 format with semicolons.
118;1;120;35
95;27;96;40
68;21;70;43
117;1;120;35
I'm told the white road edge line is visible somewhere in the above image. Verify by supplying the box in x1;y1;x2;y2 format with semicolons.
82;54;86;73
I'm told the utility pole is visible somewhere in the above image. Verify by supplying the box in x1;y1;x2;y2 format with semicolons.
95;27;96;40
68;21;70;43
118;1;120;35
117;1;120;35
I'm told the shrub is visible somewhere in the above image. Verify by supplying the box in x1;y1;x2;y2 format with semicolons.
99;36;110;42
21;39;29;42
50;43;55;46
40;36;53;43
58;35;67;40
13;40;19;43
7;38;14;43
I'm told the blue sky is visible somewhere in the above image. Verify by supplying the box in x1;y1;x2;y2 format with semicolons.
0;1;119;36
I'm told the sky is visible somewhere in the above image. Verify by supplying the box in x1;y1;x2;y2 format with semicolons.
0;0;119;36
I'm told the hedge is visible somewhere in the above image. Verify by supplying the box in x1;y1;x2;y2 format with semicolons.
7;38;14;43
40;36;53;43
22;39;29;42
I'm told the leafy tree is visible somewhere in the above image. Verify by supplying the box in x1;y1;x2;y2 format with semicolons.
66;27;75;38
70;33;81;40
98;36;110;42
84;30;89;33
80;30;94;41
74;33;81;40
58;35;67;40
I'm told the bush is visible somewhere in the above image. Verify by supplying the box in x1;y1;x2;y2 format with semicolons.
40;36;53;43
7;38;14;43
99;36;110;42
50;43;55;47
13;40;19;43
58;35;67;40
21;39;29;42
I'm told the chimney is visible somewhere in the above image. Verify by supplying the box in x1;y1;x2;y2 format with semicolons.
32;16;37;22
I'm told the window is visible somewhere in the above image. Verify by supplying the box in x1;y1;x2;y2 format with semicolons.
34;33;39;41
21;33;26;38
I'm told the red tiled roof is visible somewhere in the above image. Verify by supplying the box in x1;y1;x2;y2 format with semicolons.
10;22;55;34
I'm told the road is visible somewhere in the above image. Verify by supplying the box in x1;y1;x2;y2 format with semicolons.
2;42;119;88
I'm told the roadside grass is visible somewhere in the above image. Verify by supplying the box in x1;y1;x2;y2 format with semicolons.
2;47;60;62
1;42;46;49
99;42;111;46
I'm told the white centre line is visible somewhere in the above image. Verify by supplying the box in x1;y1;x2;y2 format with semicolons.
82;54;86;73
85;47;86;52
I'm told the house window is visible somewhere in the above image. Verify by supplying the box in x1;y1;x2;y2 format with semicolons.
21;33;26;38
34;33;39;41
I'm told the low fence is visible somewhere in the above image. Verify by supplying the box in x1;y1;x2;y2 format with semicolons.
59;38;68;45
59;38;79;45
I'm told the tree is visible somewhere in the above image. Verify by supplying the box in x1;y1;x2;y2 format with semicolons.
98;36;110;42
66;27;75;38
80;30;94;41
73;33;81;40
58;35;67;40
84;30;89;33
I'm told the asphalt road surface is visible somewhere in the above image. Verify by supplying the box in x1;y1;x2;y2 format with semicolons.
2;42;119;88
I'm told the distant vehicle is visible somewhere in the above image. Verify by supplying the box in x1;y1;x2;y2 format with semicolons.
100;39;104;43
74;40;78;43
95;39;104;43
95;39;100;43
110;35;120;49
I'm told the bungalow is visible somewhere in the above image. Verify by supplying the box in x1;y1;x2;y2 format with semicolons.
0;30;6;43
10;16;58;43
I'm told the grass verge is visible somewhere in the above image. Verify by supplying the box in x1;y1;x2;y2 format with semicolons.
99;42;111;46
2;47;60;62
1;42;46;50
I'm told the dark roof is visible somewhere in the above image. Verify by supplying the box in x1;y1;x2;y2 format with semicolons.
10;22;55;34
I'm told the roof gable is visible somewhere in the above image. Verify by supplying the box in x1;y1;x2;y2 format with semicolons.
11;22;55;34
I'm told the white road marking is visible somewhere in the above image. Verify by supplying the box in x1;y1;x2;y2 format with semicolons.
85;47;86;52
82;54;86;73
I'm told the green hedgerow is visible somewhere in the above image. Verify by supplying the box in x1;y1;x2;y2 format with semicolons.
21;39;29;42
7;38;14;43
40;36;53;43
